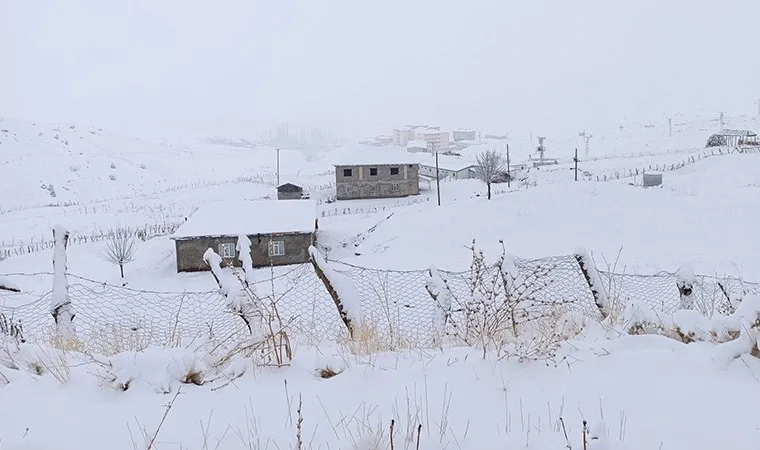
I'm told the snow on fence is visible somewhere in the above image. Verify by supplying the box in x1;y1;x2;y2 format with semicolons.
0;220;184;261
1;255;758;351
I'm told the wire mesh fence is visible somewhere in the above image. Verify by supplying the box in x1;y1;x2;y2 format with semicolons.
1;255;758;352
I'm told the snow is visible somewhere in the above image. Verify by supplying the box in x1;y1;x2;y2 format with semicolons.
236;234;256;288
202;247;241;309
50;224;75;339
406;139;427;148
172;199;317;239
332;146;422;166
308;246;362;325
575;247;609;314
0;277;21;292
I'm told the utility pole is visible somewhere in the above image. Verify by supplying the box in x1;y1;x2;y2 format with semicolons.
579;130;593;156
506;143;511;188
434;142;441;206
276;148;280;187
668;118;672;137
574;148;578;181
719;111;725;129
756;98;760;116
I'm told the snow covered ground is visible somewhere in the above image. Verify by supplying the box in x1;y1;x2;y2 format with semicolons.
2;113;760;449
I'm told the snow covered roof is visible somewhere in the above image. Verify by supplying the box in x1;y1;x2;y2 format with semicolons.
334;149;420;166
406;140;428;148
172;199;317;239
277;181;302;189
416;129;448;136
718;129;757;137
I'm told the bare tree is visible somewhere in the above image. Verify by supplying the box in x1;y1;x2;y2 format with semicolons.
102;231;137;278
474;149;507;200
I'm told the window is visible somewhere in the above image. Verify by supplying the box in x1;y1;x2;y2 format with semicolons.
343;168;353;177
219;243;235;258
391;183;399;192
390;167;399;175
269;240;285;257
369;167;378;176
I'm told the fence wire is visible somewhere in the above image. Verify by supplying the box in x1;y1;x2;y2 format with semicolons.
1;256;758;351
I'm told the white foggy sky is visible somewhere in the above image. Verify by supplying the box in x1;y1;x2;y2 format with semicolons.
1;0;758;139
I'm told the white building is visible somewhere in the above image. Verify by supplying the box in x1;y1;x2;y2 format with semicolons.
452;129;477;142
406;140;428;153
414;128;450;151
392;126;413;146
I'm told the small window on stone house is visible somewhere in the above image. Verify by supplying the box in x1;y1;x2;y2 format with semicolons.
269;240;285;257
391;183;400;192
219;243;235;258
343;168;353;177
390;167;399;175
369;167;378;176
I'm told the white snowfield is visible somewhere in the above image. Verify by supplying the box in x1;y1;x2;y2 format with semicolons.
171;199;318;239
2;114;760;449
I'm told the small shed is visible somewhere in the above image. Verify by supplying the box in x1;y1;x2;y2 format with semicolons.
707;129;759;148
277;182;304;200
171;199;317;272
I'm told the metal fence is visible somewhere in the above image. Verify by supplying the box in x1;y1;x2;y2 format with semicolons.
1;255;758;353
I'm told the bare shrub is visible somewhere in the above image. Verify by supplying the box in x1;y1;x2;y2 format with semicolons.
101;230;137;279
426;239;573;361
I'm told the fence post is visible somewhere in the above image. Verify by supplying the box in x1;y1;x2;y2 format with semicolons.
51;225;77;341
676;263;695;310
574;248;609;318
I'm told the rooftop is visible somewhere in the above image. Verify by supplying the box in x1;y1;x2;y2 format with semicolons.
718;129;757;137
333;147;421;166
406;140;428;148
172;199;317;239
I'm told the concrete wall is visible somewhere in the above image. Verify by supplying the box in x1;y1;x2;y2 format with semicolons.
334;164;420;200
175;232;315;272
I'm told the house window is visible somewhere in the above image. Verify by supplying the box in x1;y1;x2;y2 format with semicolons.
390;167;399;175
343;168;353;177
269;240;285;257
219;243;235;258
369;167;378;176
391;183;400;192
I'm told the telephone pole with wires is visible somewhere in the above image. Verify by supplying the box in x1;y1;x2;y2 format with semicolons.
275;148;281;187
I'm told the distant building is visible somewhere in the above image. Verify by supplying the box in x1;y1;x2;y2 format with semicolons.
171;200;317;272
707;129;759;148
277;182;304;200
484;134;507;140
452;129;477;142
392;126;413;146
334;158;420;200
414;129;450;152
418;157;479;181
406;140;429;153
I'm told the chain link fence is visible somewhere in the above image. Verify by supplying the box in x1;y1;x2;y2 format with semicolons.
2;255;758;352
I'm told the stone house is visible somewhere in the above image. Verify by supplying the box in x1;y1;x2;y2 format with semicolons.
334;161;420;200
277;182;304;200
171;199;317;272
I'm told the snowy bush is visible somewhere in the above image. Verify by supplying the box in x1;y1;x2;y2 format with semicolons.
101;230;137;279
676;263;695;310
426;240;573;361
622;296;760;364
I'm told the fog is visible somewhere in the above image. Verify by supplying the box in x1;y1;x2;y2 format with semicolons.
2;0;758;139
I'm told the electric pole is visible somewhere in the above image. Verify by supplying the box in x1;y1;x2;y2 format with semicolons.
434;142;441;206
506;143;511;188
719;111;725;129
574;148;578;181
579;130;593;156
668;118;672;137
276;148;280;187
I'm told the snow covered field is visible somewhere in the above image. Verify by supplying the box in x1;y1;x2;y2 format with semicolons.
2;114;760;450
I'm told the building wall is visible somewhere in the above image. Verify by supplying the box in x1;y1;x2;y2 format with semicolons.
277;191;303;200
415;130;450;151
175;232;315;272
419;164;476;180
335;164;420;200
452;130;477;142
392;128;412;146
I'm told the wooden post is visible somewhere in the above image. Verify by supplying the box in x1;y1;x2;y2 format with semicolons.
435;147;441;206
506;143;511;188
573;148;578;181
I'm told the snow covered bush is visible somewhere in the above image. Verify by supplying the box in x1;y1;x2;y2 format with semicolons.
426;240;573;361
676;263;695;310
622;296;760;365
